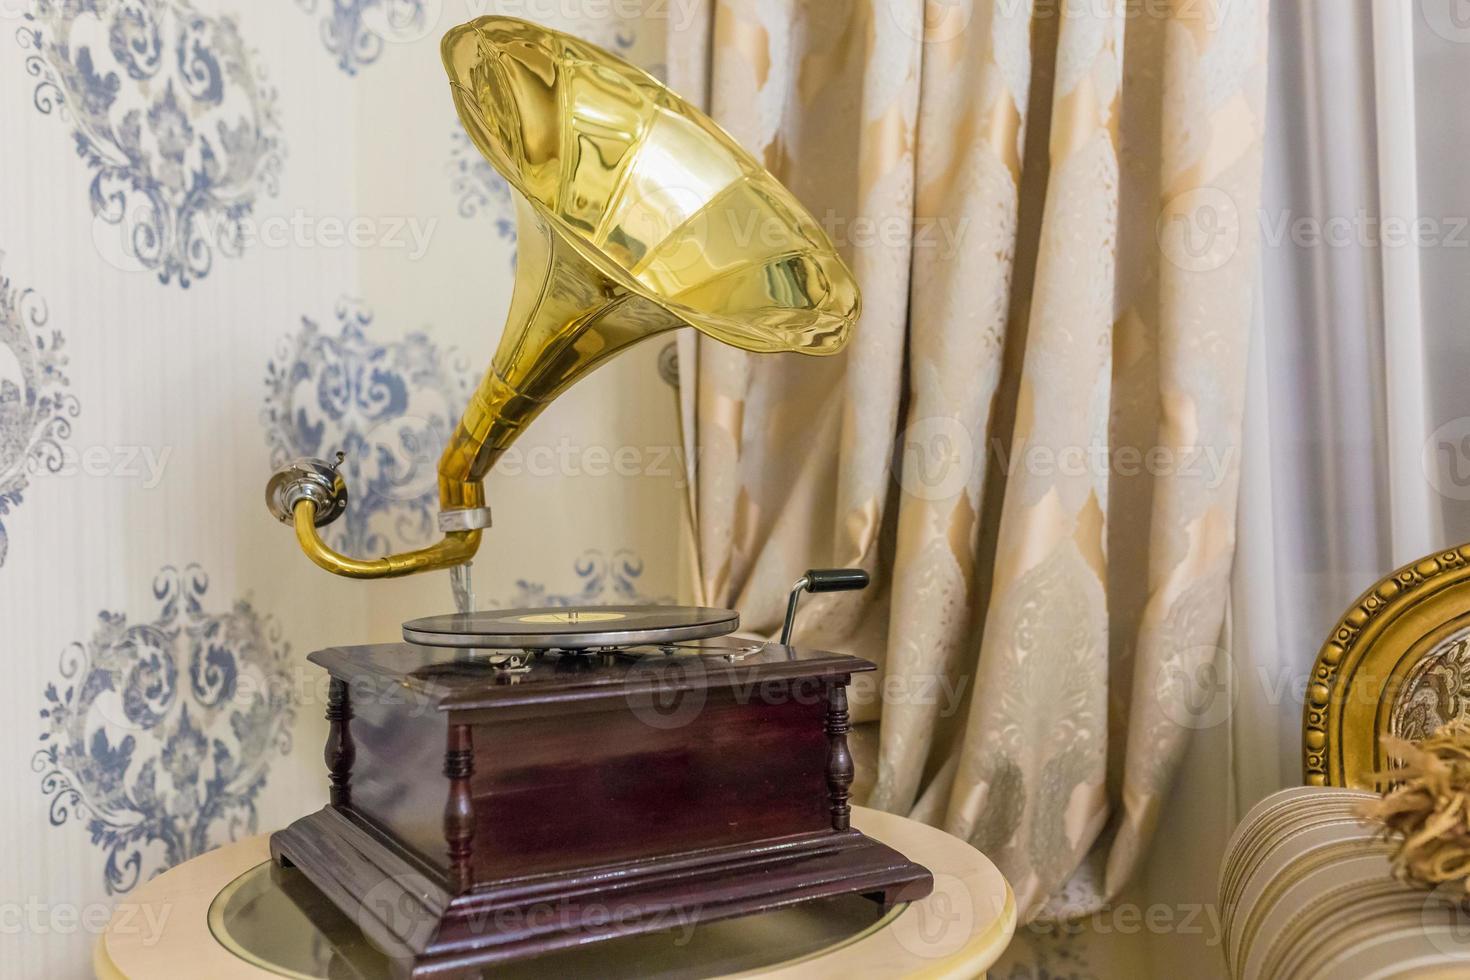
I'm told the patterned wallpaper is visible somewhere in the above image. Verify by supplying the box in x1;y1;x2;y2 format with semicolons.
36;564;295;894
0;3;677;975
20;0;286;289
261;297;473;559
0;267;77;567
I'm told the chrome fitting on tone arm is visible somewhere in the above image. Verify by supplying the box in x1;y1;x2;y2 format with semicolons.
265;454;348;528
439;507;493;532
265;453;482;579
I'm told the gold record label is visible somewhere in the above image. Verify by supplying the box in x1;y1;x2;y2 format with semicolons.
514;611;628;624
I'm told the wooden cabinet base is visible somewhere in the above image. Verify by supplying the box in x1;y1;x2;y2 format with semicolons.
272;805;931;977
269;642;933;977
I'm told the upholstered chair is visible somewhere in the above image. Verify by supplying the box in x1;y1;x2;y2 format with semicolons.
1220;546;1470;979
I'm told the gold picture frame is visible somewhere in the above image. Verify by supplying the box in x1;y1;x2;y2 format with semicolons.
1304;545;1470;787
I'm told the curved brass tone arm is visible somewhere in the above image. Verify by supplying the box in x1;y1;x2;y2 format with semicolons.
292;501;482;580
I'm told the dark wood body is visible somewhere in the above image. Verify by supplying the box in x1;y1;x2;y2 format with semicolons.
271;642;932;977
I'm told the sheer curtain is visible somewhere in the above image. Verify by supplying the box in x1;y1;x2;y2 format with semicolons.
1227;0;1470;840
1117;3;1470;978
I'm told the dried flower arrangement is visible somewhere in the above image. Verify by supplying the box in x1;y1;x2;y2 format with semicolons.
1358;719;1470;894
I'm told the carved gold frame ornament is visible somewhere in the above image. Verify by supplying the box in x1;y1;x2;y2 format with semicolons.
1303;545;1470;787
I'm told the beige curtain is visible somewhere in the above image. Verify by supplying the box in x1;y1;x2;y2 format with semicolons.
668;0;1269;918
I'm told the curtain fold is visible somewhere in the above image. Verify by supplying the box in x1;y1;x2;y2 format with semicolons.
669;0;1270;920
942;1;1123;911
1370;0;1439;566
1136;3;1470;976
1225;0;1470;871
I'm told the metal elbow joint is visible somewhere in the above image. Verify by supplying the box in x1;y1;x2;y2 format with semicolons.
266;455;488;579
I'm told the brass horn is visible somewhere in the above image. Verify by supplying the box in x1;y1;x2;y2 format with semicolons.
266;16;860;579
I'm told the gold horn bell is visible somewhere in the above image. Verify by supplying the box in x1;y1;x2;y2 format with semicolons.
265;16;860;579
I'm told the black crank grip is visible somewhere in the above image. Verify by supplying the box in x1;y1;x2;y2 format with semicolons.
802;568;870;593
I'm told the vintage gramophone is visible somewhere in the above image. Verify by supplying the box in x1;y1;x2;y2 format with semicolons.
263;16;931;976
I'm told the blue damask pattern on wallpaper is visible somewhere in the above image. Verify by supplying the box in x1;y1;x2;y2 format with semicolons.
503;549;674;607
262;298;473;560
17;0;284;288
0;259;78;568
296;0;431;76
447;128;517;264
34;565;294;893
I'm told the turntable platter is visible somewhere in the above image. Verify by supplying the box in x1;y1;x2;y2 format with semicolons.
403;605;740;649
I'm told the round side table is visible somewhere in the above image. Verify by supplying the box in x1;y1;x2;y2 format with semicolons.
96;807;1014;979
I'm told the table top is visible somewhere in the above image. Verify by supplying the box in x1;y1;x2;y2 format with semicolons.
96;807;1014;979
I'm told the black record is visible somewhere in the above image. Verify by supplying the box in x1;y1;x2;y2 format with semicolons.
402;605;739;650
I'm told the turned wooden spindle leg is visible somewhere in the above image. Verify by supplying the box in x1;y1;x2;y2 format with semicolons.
444;723;476;893
324;677;355;807
825;680;854;832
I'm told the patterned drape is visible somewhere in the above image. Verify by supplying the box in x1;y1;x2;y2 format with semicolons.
668;0;1269;917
